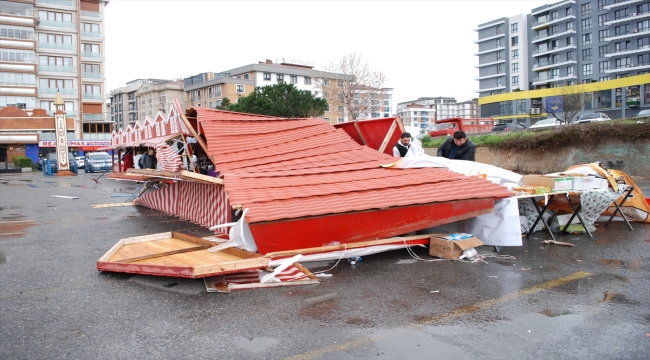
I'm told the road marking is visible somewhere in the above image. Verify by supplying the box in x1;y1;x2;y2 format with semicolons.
285;271;592;360
91;202;135;208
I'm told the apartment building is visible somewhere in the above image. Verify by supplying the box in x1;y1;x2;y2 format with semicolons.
110;78;185;129
0;0;108;159
184;59;394;124
476;0;650;125
396;97;479;128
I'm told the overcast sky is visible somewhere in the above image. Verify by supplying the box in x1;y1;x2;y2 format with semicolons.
105;0;550;106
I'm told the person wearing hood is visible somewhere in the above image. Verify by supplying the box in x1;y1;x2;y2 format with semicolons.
437;131;476;161
393;132;417;157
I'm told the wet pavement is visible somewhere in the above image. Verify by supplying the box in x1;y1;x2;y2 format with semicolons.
0;172;649;359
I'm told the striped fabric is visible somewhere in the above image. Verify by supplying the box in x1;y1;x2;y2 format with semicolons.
133;181;229;233
155;142;184;172
223;264;308;284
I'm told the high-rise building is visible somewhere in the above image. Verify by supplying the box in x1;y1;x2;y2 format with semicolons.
1;0;109;140
396;97;479;128
109;78;185;129
476;0;650;125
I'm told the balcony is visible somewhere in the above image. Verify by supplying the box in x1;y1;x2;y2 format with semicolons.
531;14;576;30
532;74;577;86
39;87;76;95
533;59;577;71
605;60;650;73
474;46;505;56
83;113;103;121
36;0;75;8
82;92;103;100
604;27;650;41
474;59;506;68
532;44;576;57
473;33;505;44
532;29;576;43
81;51;102;59
37;42;75;52
604;0;644;10
531;0;576;16
37;19;75;29
604;10;650;26
81;31;102;39
474;85;506;93
474;72;506;80
80;11;102;19
0;8;36;17
606;44;650;57
82;72;102;79
38;64;76;74
46;110;78;117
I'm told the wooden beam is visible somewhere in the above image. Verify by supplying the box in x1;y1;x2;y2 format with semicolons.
378;120;398;153
264;234;432;258
293;262;318;280
180;114;209;155
126;168;181;177
117;245;210;263
179;170;224;185
352;121;367;145
171;231;218;247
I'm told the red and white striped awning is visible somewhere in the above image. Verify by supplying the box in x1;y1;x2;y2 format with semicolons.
99;134;182;150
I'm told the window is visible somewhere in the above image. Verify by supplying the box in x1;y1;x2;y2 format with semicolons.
599;76;610;82
337;118;344;123
263;73;271;81
614;8;628;20
511;23;518;33
599;61;610;73
304;77;311;85
512;63;519;73
638;20;650;32
38;33;72;44
497;77;503;87
598;14;609;27
496;38;501;47
83;84;100;93
243;74;249;80
207;87;212;98
581;18;591;31
82;63;99;73
0;49;34;63
615;57;631;69
615;41;630;52
553;54;560;63
81;23;99;33
599;45;608;57
639;53;650;66
582;48;592;60
566;7;573;16
512;75;519;87
614;24;630;36
598;29;609;42
550;10;558;20
639;2;650;14
337;80;344;87
597;0;606;11
497;64;503;73
196;90;202;100
552;68;559;78
0;72;35;86
38;10;72;23
40;78;73;88
582;63;593;76
551;39;559;48
512;49;519;60
337;105;343;112
323;79;329;86
496;51;502;60
567;66;573;75
567;36;574;45
236;84;245;93
290;75;297;84
0;96;35;109
567;51;574;60
582;33;592;45
551;25;559;35
82;43;100;53
325;104;330;111
276;74;284;82
581;2;591;15
511;36;518;46
566;21;573;31
39;55;72;67
215;85;221;97
496;25;501;34
324;117;331;122
0;25;34;40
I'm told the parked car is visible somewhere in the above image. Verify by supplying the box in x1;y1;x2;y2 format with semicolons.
574;112;612;124
43;152;77;173
492;123;526;132
529;118;562;129
75;156;85;169
85;152;112;173
633;109;650;118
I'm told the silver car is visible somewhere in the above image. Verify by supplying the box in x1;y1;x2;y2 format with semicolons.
634;109;650;118
84;152;112;173
575;113;611;124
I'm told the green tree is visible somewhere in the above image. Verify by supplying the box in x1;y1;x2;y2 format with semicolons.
216;97;232;110
228;82;328;118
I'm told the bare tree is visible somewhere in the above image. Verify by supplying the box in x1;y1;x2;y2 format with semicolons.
312;53;387;121
544;84;591;124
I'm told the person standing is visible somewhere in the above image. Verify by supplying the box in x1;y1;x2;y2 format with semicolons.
393;132;417;158
437;131;476;161
133;149;144;169
142;149;156;169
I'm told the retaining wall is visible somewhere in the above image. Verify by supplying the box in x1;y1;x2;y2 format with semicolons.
424;139;650;178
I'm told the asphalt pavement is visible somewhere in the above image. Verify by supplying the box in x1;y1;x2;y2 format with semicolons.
0;171;649;359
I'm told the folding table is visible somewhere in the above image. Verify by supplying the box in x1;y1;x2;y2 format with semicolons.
604;186;635;231
518;191;593;241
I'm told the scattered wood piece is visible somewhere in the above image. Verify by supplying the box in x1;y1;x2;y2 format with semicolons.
521;268;532;271
117;245;210;263
179;170;224;185
542;240;576;247
91;202;135;208
51;195;79;199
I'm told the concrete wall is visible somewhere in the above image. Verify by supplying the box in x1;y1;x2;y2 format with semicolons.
425;139;650;177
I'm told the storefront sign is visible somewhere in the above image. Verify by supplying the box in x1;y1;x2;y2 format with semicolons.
39;140;111;148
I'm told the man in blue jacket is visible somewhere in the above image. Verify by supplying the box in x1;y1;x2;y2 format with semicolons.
437;131;476;161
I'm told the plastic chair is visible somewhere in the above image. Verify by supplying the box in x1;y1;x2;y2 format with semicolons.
207;208;258;253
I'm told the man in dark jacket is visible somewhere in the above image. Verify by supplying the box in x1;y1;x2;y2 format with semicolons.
437;131;476;161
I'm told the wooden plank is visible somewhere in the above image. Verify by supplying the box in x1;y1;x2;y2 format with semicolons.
378;119;398;153
264;234;432;258
171;231;218;247
179;170;224;185
122;232;173;245
226;278;320;290
91;202;136;208
181;114;209;155
126;169;181;178
293;262;318;280
117;245;210;263
109;238;183;262
97;239;125;262
193;257;269;276
352;121;368;145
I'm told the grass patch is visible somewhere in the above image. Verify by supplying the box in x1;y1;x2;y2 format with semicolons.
422;118;650;150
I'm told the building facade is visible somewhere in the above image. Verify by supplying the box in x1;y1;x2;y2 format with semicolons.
476;0;650;125
396;97;479;128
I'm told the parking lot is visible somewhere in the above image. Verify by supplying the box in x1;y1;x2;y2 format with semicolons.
1;171;649;359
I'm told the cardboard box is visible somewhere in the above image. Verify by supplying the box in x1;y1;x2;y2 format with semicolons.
429;234;484;260
513;185;551;195
523;175;573;191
